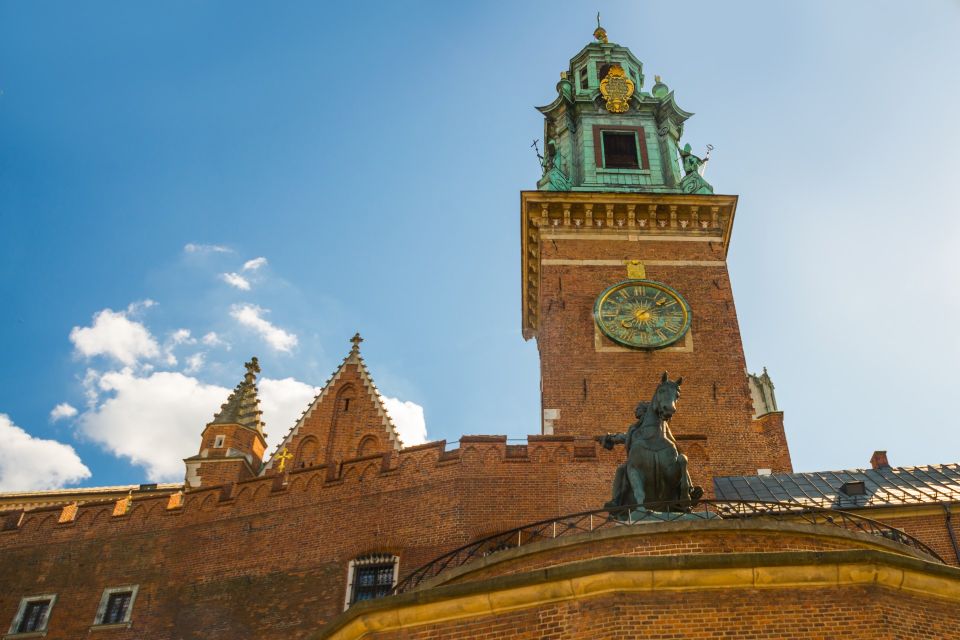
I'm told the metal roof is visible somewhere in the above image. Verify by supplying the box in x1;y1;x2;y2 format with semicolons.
714;463;960;509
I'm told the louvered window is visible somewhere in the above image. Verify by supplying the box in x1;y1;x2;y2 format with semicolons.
602;131;640;169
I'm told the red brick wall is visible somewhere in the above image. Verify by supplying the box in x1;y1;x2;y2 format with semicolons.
1;440;955;639
195;458;256;487
198;423;262;459
362;587;959;640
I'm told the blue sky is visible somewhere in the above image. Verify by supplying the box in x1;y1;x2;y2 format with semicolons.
1;1;959;490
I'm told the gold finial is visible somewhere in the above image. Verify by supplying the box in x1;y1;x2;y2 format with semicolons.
594;12;608;44
350;332;363;352
274;446;294;472
655;75;662;83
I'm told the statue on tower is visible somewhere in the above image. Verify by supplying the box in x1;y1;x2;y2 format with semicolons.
534;137;572;191
677;143;715;195
599;372;704;517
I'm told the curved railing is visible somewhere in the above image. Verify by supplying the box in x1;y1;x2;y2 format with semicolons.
394;500;944;594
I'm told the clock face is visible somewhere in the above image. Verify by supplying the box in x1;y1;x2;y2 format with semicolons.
594;280;692;349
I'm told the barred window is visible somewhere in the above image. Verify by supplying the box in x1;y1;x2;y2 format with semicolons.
93;585;139;627
9;594;56;635
345;554;398;609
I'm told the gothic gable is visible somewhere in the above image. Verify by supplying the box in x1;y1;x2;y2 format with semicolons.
265;336;401;474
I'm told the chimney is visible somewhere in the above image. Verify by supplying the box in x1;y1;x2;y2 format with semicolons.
870;450;890;470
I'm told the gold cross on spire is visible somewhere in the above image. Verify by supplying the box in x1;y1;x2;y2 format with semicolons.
273;446;293;472
350;332;363;352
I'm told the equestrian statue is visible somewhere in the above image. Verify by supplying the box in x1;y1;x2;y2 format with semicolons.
599;372;704;515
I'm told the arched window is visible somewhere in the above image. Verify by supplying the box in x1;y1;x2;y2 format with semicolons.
356;434;379;457
344;553;398;610
295;436;320;469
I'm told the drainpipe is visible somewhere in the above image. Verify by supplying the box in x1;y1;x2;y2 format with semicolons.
943;503;960;565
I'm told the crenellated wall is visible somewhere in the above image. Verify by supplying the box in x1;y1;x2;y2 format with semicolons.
0;436;629;639
0;435;956;639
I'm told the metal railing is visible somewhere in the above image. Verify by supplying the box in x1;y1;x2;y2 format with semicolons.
394;500;944;593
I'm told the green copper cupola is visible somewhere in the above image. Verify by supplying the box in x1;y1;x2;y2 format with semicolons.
536;22;713;195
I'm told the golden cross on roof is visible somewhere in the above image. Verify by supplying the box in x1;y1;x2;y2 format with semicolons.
274;446;293;472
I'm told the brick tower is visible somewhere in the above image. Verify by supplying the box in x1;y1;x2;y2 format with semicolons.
522;24;792;479
183;357;268;488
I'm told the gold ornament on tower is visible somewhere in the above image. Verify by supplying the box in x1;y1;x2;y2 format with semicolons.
600;65;634;114
593;12;608;44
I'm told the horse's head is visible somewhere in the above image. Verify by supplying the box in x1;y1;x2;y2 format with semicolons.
652;371;683;420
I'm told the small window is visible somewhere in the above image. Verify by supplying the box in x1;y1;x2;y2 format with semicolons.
213;435;226;448
93;585;138;627
343;398;350;413
602;131;640;169
9;594;56;635
579;66;588;89
596;62;612;82
345;554;398;610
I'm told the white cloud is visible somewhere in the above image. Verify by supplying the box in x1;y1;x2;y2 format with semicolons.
126;299;156;315
0;413;91;491
202;332;230;350
70;307;161;366
242;257;268;271
49;403;78;422
382;397;427;446
221;272;251;290
184;353;205;374
77;370;230;482
258;377;320;439
230;304;298;353
169;329;194;345
184;243;231;254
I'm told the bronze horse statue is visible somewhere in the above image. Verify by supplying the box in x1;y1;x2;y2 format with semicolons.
601;372;703;513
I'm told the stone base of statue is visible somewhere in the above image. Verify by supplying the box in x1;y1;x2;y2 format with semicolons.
679;172;713;194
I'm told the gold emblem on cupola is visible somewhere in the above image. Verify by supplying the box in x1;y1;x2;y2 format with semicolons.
600;65;634;113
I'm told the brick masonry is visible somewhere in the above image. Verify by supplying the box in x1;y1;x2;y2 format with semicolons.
0;441;956;639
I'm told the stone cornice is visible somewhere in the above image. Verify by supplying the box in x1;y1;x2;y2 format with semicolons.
520;191;738;340
315;548;960;640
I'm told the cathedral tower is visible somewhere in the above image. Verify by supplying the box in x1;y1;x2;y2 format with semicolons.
523;23;792;479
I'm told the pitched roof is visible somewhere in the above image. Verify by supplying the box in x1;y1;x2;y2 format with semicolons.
210;357;265;434
263;335;401;471
714;463;960;509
